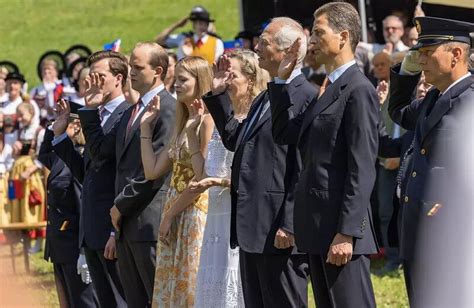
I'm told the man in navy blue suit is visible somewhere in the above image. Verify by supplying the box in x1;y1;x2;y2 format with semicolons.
52;51;129;308
269;3;379;307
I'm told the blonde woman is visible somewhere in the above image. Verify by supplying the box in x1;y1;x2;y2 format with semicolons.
192;49;269;308
139;56;214;307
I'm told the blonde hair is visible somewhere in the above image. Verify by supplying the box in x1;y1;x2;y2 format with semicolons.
17;101;35;116
171;56;212;146
227;49;270;116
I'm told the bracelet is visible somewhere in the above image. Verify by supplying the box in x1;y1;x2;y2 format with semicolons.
140;135;152;139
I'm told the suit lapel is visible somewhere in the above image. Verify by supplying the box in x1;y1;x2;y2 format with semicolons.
246;91;272;140
235;91;266;147
121;89;168;157
420;76;472;143
103;101;129;134
298;64;358;142
117;107;133;162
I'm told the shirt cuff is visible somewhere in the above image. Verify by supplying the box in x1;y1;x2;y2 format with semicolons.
34;159;43;169
52;132;68;146
110;231;115;237
274;77;288;84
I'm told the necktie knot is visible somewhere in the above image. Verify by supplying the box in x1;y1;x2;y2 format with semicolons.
196;38;203;48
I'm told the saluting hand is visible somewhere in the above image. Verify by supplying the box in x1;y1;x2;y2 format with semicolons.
376;80;389;105
52;99;70;136
212;54;233;95
185;99;205;133
84;73;106;108
278;38;301;80
141;95;161;127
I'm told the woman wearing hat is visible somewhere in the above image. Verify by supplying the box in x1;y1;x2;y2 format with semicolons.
154;5;224;64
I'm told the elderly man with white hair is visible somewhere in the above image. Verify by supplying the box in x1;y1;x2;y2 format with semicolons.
202;16;316;307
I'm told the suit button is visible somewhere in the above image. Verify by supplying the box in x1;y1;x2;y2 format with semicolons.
47;221;51;225
412;171;417;177
47;190;50;194
420;149;426;155
404;196;409;203
47;205;50;210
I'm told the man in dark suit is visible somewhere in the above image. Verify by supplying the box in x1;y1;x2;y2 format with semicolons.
79;42;175;307
203;17;313;308
52;51;128;308
39;119;98;308
388;17;474;306
269;3;379;307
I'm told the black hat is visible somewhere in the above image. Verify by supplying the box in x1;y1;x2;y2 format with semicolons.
412;16;474;50
189;6;214;23
235;30;254;40
5;71;26;83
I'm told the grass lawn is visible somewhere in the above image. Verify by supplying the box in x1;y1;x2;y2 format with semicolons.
0;0;240;87
24;247;408;307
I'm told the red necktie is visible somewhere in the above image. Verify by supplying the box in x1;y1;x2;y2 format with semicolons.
196;38;203;48
125;101;141;140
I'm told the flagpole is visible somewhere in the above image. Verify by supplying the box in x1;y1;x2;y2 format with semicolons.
359;0;368;42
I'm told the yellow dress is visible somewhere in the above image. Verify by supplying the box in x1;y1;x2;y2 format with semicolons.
8;155;45;225
153;141;208;308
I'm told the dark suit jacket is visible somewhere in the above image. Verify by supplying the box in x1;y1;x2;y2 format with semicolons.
54;101;129;250
388;65;473;260
39;129;82;264
79;88;175;242
269;64;379;255
203;74;316;254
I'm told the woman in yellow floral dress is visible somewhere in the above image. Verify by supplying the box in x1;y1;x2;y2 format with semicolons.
140;56;214;307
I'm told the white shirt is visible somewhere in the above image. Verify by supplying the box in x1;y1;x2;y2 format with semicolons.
0;143;13;174
441;73;472;96
131;84;165;125
328;60;357;84
1;95;23;115
165;33;224;61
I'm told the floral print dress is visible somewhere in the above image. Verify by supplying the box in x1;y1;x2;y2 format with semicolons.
152;137;208;308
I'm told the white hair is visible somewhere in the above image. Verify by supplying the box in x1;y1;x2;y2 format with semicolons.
270;17;308;67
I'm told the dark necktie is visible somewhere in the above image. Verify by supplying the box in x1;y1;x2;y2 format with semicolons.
125;100;141;140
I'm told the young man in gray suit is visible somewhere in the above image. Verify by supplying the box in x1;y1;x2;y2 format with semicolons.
79;42;176;307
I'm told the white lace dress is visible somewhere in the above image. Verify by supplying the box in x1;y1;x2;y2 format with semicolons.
195;129;244;308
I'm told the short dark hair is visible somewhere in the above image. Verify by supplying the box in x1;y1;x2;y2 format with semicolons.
135;42;169;81
314;2;361;52
87;51;129;87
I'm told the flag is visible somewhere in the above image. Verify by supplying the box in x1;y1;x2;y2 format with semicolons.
103;39;122;52
223;40;242;53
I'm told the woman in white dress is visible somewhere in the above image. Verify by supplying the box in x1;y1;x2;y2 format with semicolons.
191;49;270;308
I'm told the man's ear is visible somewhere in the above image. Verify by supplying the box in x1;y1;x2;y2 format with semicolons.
450;46;463;66
115;74;123;88
155;66;164;80
339;30;350;49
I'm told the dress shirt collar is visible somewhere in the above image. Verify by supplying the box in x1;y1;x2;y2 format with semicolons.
193;33;209;43
441;72;471;95
274;68;303;84
327;60;357;84
103;95;125;114
141;84;165;108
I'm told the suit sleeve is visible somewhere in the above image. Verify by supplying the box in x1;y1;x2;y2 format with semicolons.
267;82;315;145
338;84;379;238
53;136;85;183
378;112;402;158
37;128;55;170
78;108;119;163
202;91;244;152
114;103;175;216
388;64;423;130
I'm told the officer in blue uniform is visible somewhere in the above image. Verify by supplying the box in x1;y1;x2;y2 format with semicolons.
38;103;98;308
388;16;474;306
